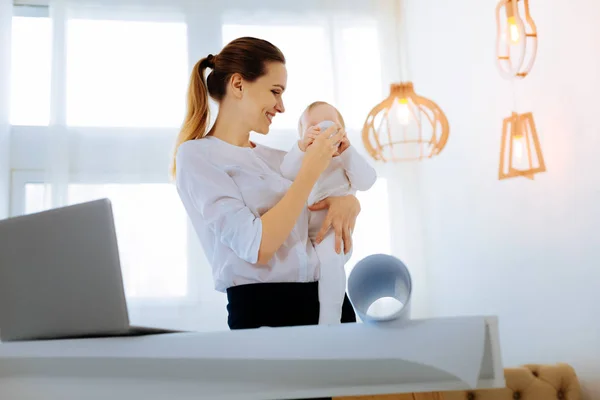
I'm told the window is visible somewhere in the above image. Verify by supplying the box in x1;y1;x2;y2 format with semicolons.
25;182;188;299
10;15;51;126
222;24;335;133
66;19;188;128
336;25;383;131
221;20;384;150
6;2;396;331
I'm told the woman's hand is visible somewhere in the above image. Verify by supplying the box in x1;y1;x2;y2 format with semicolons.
308;195;361;254
300;123;345;180
298;125;320;152
257;125;344;265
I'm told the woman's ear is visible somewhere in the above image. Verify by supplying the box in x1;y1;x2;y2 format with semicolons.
229;73;244;98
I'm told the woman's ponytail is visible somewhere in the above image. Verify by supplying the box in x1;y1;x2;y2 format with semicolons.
170;38;286;179
170;56;213;179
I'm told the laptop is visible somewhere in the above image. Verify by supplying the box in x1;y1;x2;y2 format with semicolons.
0;198;181;342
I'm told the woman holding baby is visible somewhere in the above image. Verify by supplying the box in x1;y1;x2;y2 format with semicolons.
172;36;375;342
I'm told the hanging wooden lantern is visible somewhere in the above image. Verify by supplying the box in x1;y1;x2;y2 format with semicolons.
496;0;538;79
362;82;449;162
499;112;546;180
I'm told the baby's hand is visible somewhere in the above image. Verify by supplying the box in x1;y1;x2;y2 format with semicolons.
333;131;350;157
298;125;321;152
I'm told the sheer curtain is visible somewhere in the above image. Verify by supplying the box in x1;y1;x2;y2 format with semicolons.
5;0;406;331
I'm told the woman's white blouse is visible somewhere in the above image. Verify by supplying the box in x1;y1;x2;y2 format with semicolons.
175;136;320;292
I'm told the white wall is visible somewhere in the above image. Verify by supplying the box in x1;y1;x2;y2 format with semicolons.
398;0;600;398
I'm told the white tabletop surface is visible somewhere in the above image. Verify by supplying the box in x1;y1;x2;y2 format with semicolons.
0;316;504;400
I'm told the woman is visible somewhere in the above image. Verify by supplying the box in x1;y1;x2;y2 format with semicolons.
171;36;360;334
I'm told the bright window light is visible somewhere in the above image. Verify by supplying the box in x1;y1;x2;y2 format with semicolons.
337;25;383;130
66;19;188;128
25;183;188;299
222;24;335;133
10;16;51;126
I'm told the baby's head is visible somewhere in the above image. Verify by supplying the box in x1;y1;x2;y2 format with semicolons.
298;101;346;138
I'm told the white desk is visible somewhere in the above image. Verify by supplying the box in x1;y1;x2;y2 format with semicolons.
0;316;504;400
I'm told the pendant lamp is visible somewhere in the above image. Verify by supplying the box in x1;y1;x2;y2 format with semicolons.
499;112;546;180
496;1;545;180
495;0;538;79
362;0;449;162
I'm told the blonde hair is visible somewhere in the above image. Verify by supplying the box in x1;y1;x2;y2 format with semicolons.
169;37;286;179
170;57;211;179
297;101;346;137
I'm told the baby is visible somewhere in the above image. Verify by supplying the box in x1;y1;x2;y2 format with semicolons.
280;101;377;325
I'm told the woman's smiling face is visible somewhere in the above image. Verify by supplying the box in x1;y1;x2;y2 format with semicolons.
239;61;287;134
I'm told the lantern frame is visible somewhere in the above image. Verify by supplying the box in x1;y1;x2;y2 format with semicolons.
495;0;538;79
499;111;546;180
361;82;449;163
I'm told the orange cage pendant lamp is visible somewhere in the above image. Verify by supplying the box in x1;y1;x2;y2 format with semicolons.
361;0;449;163
499;112;546;180
362;82;449;162
496;0;538;79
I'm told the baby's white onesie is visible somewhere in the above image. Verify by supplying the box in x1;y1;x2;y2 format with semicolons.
280;132;377;324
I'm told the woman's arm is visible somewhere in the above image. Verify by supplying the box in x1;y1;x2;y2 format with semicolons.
259;126;347;264
257;162;320;264
176;148;264;264
308;195;361;255
176;125;345;266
